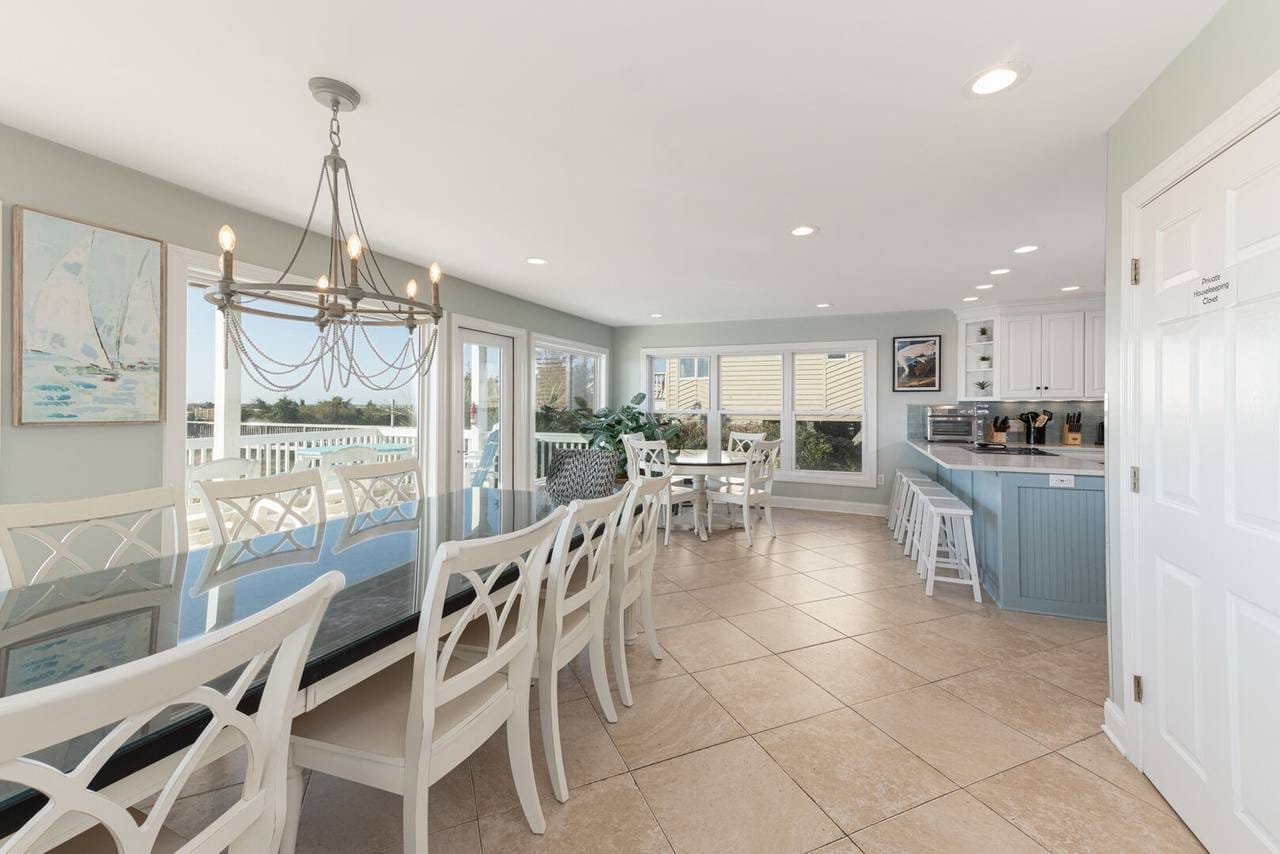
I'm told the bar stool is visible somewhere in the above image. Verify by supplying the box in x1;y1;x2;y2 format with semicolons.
903;481;952;560
894;473;937;545
919;494;982;602
887;468;924;531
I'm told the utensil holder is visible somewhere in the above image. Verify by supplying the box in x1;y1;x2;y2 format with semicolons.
1029;426;1047;445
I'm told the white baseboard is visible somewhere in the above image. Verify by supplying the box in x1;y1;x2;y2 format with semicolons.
1103;699;1128;757
770;495;889;517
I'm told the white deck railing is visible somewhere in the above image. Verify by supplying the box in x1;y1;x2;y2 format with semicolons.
187;422;591;479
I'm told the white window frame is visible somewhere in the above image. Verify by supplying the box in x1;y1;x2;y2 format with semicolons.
641;339;877;488
646;351;713;445
531;334;608;483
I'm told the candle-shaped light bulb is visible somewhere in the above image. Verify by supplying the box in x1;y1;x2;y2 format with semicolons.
428;261;442;285
218;224;236;252
346;233;363;260
316;274;330;290
406;278;419;299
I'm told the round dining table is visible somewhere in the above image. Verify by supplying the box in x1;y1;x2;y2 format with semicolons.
669;449;749;541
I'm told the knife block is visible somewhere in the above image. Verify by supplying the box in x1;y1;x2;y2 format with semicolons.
1061;425;1082;446
987;425;1008;443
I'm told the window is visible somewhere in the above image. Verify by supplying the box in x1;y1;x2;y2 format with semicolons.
534;338;606;479
643;340;876;486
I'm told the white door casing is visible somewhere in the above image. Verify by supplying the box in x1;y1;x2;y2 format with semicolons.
1040;311;1085;398
1084;310;1106;400
998;314;1042;398
1134;112;1280;854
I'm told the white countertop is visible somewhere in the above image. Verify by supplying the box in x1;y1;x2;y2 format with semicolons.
908;440;1106;477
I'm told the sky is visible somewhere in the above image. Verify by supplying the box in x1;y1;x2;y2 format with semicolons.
186;288;420;407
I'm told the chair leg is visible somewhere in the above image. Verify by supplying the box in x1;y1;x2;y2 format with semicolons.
588;617;618;723
663;491;672;546
963;518;982;603
639;587;664;660
741;497;753;546
511;657;548;831
609;602;634;707
276;764;306;854
538;657;568;802
763;498;776;538
923;514;942;597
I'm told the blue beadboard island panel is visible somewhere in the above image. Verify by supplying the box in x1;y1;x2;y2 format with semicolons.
909;444;1106;620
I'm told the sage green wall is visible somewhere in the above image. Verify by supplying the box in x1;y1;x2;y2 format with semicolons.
0;122;610;503
610;310;957;509
1104;0;1280;706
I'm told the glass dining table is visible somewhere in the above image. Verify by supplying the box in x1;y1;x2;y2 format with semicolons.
0;487;582;835
668;449;749;541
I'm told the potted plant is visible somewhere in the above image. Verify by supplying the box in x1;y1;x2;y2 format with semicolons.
977;326;991;342
574;393;680;477
973;379;992;394
978;354;992;366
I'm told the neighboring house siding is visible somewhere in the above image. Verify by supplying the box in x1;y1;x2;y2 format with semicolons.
795;352;864;411
651;352;864;411
720;355;782;411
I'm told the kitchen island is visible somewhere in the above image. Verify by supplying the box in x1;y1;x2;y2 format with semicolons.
907;440;1106;621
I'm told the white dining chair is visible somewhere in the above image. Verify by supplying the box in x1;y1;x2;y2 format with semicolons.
726;430;765;452
281;508;566;854
0;571;344;854
185;457;259;546
630;439;697;546
196;470;327;547
537;487;629;801
707;438;782;546
0;486;186;590
619;432;645;481
333;458;422;520
607;474;669;708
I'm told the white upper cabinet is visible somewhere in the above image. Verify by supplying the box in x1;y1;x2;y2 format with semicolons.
999;315;1043;398
1040;311;1085;397
965;301;1102;401
1084;309;1105;399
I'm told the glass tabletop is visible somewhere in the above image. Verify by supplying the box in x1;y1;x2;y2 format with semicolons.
0;487;574;826
670;449;750;466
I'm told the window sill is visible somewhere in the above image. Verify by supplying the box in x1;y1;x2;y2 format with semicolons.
774;469;877;489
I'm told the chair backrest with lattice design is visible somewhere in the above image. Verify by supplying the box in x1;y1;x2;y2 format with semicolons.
629;439;673;480
334;458;421;521
184;458;258;503
195;471;326;547
0;571;344;853
745;438;783;488
541;489;629;655
619;432;645;481
0;487;186;591
404;509;563;792
612;474;668;592
727;431;766;453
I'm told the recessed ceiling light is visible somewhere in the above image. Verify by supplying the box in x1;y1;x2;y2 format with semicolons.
967;63;1026;96
815;303;832;308
962;296;980;302
526;257;548;265
649;313;664;318
990;268;1010;275
976;284;994;290
1060;285;1081;292
790;225;818;237
1013;245;1038;254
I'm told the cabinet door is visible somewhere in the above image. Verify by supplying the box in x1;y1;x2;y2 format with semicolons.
998;315;1042;398
1040;311;1085;397
1084;310;1105;398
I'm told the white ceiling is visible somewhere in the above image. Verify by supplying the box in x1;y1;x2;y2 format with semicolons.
0;1;1224;326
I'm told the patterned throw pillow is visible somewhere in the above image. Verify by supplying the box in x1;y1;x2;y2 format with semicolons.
546;449;618;504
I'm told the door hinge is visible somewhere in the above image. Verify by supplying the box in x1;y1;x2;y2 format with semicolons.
1133;674;1144;703
1130;257;1141;286
1130;466;1140;494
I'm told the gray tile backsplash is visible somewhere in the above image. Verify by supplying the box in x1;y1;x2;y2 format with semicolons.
907;401;1105;446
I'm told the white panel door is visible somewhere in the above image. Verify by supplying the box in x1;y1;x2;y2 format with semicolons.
1040;311;1085;397
452;328;514;490
998;314;1041;398
1136;113;1280;853
1084;310;1106;399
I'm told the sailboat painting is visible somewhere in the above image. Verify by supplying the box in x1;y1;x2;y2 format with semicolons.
13;208;164;424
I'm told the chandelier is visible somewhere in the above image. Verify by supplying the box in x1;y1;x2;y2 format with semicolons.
208;77;443;393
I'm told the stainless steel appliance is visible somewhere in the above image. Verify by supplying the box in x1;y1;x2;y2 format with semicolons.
926;405;978;443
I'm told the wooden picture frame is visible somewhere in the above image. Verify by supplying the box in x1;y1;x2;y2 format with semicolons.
12;206;166;425
892;334;941;392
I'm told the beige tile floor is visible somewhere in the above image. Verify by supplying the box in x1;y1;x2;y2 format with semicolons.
149;508;1206;853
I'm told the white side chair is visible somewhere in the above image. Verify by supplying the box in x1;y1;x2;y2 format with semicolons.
537;487;629;801
333;458;422;520
0;572;344;854
619;432;645;481
196;470;327;547
0;486;186;590
726;430;765;452
607;474;669;708
708;438;782;546
185;458;259;546
630;439;697;546
281;509;566;853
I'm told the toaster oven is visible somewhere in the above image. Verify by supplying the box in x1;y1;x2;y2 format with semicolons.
926;405;978;443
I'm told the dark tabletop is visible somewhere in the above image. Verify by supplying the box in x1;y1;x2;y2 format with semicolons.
0;487;573;829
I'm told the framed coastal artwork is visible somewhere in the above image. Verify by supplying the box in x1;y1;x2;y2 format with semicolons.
12;207;165;425
892;334;941;392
